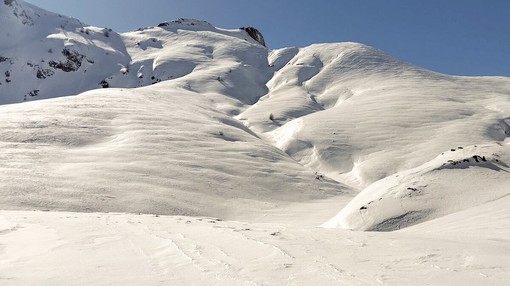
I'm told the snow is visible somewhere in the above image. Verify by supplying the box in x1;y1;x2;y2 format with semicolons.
0;87;347;218
1;209;509;286
322;142;510;231
1;0;510;285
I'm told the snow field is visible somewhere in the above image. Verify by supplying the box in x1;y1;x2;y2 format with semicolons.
1;210;509;286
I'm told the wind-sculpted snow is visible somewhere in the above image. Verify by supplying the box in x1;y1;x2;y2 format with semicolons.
241;43;510;186
322;143;510;231
0;86;348;217
239;43;510;230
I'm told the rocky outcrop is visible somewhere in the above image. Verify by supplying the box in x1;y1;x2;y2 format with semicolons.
4;0;34;26
157;18;214;29
241;27;266;47
48;48;85;72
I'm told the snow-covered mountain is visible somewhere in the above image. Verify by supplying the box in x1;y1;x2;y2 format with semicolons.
0;0;267;105
1;1;510;285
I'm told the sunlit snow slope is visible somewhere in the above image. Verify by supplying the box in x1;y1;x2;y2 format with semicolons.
1;0;510;231
0;0;347;220
239;43;510;230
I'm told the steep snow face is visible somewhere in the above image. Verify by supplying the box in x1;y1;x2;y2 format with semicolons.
0;0;130;104
0;2;271;109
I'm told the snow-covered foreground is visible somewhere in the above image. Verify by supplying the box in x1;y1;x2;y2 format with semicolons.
1;203;510;286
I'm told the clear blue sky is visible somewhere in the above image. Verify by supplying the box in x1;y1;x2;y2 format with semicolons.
26;0;510;76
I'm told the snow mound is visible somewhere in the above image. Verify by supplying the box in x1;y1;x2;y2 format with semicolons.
322;142;510;231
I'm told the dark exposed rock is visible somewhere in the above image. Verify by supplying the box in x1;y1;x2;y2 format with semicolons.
27;89;39;97
103;28;112;38
49;48;85;72
443;155;491;167
48;61;59;69
4;0;15;6
99;80;109;88
62;48;84;68
36;67;54;79
158;19;208;28
0;56;8;63
240;27;266;47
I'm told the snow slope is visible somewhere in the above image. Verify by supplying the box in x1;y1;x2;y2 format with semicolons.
238;43;510;230
1;0;509;236
0;86;347;218
0;0;130;103
1;1;510;285
323;142;510;230
1;1;350;219
241;43;510;188
0;0;268;108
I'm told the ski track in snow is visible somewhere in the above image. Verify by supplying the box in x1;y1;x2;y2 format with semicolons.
1;210;509;285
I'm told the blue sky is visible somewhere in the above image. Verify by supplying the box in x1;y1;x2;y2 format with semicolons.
26;0;510;76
